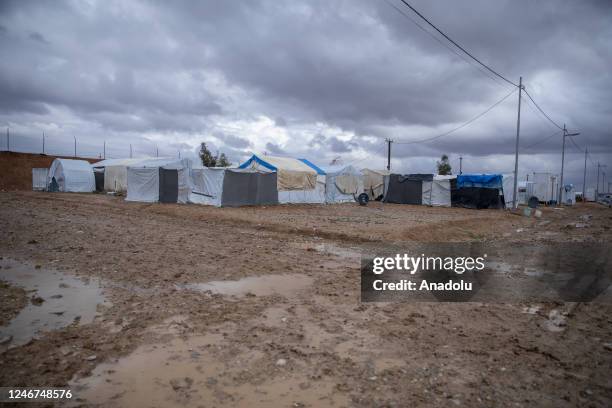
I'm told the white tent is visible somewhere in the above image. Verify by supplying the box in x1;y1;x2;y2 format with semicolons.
47;158;95;192
362;169;390;200
238;154;325;204
93;157;181;192
324;165;363;203
189;168;225;206
422;175;453;207
126;159;192;203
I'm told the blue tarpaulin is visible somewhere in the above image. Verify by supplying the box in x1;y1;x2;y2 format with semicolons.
457;174;503;189
299;159;326;175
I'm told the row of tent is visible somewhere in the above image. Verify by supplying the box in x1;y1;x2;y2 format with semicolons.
43;155;512;209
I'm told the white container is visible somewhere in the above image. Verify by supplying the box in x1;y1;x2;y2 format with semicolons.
562;184;576;205
531;172;559;203
585;187;596;202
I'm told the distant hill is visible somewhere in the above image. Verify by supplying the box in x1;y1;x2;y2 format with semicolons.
0;151;100;191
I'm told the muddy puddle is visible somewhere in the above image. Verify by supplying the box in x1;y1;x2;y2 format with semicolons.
181;273;313;297
292;242;363;260
0;258;109;347
71;316;349;408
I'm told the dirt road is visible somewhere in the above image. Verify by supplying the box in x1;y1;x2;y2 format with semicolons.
1;192;611;407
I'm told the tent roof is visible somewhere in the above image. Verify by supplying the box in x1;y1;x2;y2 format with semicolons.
93;157;179;168
457;174;503;189
323;164;362;176
53;158;94;172
299;159;326;175
361;168;391;176
238;154;317;174
433;175;456;180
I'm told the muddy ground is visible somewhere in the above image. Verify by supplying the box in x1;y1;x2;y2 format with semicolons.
0;191;611;407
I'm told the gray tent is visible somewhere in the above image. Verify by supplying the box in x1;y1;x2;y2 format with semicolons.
383;174;433;205
190;168;278;207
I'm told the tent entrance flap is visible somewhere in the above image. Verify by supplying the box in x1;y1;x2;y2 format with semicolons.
159;168;178;203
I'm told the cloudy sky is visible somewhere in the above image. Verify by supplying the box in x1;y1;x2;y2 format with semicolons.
1;0;611;188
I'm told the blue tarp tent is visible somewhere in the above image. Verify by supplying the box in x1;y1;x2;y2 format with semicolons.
457;174;503;189
452;174;504;209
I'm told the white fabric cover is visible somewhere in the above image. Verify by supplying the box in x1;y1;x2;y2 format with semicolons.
189;168;225;206
362;169;390;200
47;158;95;192
324;165;364;203
126;167;159;202
502;173;516;206
430;175;453;207
278;177;325;204
125;159;192;203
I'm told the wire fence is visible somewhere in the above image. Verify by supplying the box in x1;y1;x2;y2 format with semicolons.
0;130;189;161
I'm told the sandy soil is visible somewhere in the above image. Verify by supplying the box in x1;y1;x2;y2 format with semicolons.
0;191;611;407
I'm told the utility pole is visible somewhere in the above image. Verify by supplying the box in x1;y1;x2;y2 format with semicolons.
103;140;106;159
459;156;463;175
156;146;159;157
582;147;587;201
385;138;393;171
178;151;181;159
73;136;76;158
559;124;567;205
596;163;607;199
42;132;45;154
558;124;580;205
6;127;9;152
511;77;523;209
130;144;133;158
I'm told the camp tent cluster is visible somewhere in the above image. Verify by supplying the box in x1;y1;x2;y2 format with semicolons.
40;156;532;210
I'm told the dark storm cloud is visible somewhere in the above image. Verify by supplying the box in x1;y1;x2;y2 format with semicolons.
0;0;610;185
214;132;251;149
265;142;285;155
28;32;49;44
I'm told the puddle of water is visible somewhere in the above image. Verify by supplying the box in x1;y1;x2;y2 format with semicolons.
313;243;361;259
0;258;109;347
71;318;349;408
182;274;313;297
292;242;363;260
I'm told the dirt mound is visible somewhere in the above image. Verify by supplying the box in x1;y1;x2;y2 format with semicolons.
0;152;100;191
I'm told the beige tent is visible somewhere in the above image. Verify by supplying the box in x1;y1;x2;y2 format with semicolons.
362;169;390;200
239;154;325;203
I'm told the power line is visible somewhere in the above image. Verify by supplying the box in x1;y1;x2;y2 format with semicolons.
346;142;387;167
395;0;518;88
383;0;512;91
394;87;517;144
522;130;562;150
522;89;563;130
